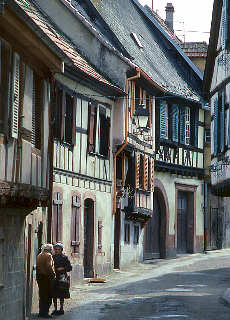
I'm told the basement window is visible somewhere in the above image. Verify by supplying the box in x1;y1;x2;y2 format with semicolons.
130;32;143;48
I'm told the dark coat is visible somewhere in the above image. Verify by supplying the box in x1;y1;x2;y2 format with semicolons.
52;253;72;299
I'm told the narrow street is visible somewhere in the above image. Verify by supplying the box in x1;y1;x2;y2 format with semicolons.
32;250;230;320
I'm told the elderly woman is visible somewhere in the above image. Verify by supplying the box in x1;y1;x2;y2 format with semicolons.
51;243;72;316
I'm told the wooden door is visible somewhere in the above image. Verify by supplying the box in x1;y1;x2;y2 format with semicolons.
144;195;161;259
177;191;188;253
83;199;94;278
114;209;121;269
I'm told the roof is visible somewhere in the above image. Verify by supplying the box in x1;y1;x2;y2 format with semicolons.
89;0;203;102
203;0;222;98
144;5;181;44
180;42;208;58
10;0;125;95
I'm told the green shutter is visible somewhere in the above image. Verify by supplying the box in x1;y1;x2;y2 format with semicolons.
214;98;218;156
180;107;185;144
171;104;179;142
160;100;168;139
222;0;228;49
220;92;225;152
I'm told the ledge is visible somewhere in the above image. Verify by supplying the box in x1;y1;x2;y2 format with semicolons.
0;180;49;208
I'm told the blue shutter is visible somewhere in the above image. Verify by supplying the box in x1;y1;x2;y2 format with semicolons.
220;92;225;152
171;104;179;142
180;107;185;144
228;98;230;147
214;98;218;156
160;101;168;139
193;109;199;148
222;0;228;49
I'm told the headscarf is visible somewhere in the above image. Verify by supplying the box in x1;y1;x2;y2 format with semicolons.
53;242;64;250
42;243;53;252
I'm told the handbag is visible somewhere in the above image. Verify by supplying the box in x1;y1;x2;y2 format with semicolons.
58;274;70;290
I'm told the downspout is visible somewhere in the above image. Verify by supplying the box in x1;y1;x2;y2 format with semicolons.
113;68;141;213
47;74;55;243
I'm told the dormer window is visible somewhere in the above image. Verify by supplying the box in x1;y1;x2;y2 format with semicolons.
131;33;143;48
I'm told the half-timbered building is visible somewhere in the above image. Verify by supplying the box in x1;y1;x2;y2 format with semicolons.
88;0;206;259
203;0;230;249
0;1;63;319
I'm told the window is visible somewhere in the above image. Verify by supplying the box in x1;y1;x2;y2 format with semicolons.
98;107;110;157
134;225;139;245
52;192;63;243
0;39;11;135
139;154;144;189
0;227;4;288
88;104;110;157
54;88;76;145
222;0;229;49
205;128;211;144
32;74;43;149
185;107;190;145
213;91;225;155
130;32;143;48
71;195;80;253
98;220;103;251
124;223;130;243
171;104;179;142
160;101;168;139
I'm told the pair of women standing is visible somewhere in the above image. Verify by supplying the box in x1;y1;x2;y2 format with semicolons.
51;243;72;316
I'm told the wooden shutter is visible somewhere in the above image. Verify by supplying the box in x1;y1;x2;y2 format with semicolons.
160;101;168;139
150;157;154;192
72;97;77;145
139;154;144;189
220;91;225;153
136;152;140;189
222;0;228;49
214;98;218;156
31;73;36;146
143;155;148;190
11;53;20;139
88;103;96;152
171;104;179;142
71;195;80;250
98;220;103;250
179;107;185;144
228;103;230;147
1;41;11;136
60;90;66;141
52;192;63;243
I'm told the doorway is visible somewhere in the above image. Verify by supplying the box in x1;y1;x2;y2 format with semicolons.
114;209;121;269
83;198;95;278
177;191;188;253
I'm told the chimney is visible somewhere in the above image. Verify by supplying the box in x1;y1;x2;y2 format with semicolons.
165;3;174;33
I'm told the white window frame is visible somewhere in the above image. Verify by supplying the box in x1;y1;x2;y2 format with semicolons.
185;107;190;145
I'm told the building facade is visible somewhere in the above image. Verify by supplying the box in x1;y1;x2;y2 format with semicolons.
0;1;63;319
203;0;230;250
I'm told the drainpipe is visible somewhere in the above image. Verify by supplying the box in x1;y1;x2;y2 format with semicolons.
113;68;141;214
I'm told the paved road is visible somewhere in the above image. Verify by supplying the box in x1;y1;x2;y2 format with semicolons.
33;250;230;320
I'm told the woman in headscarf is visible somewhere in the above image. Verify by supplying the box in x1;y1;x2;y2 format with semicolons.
51;243;72;316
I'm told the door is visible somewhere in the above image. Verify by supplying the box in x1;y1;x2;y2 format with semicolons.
84;199;94;278
114;209;121;269
177;191;188;253
144;195;161;259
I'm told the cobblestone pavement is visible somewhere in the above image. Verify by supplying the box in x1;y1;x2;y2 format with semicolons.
32;250;230;320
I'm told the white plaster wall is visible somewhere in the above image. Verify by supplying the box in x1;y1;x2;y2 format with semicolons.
155;172;204;237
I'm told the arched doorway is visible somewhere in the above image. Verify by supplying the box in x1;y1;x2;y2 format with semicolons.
144;180;168;259
83;198;95;278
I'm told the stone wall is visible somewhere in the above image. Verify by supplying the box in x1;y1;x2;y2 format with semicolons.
0;209;25;320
